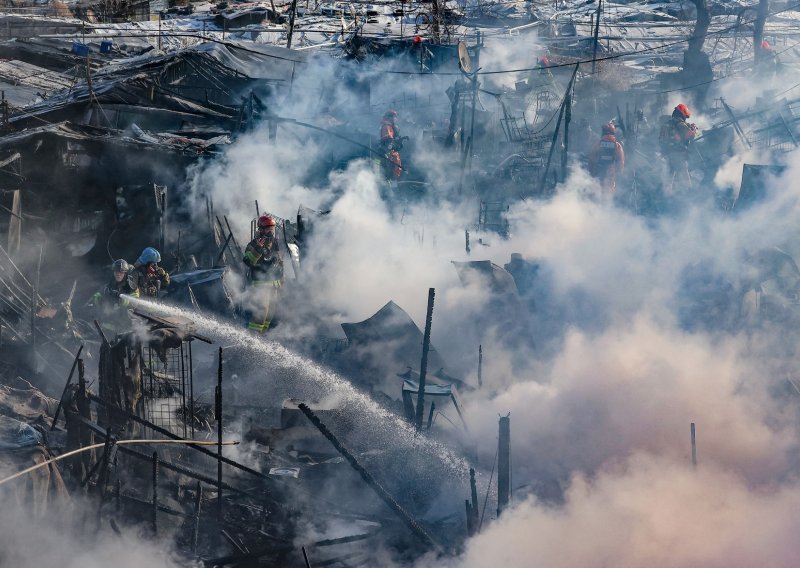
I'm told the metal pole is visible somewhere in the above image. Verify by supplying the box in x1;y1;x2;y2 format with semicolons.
50;344;84;430
189;340;194;438
152;451;159;535
193;482;203;554
415;288;435;431
477;345;482;388
592;0;602;76
30;245;42;354
497;415;510;516
691;422;697;467
216;347;223;525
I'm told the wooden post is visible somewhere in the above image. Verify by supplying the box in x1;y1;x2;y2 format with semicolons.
497;415;510;516
426;401;436;430
415;288;435;431
7;189;20;255
691;422;697;467
215;347;223;525
286;0;299;48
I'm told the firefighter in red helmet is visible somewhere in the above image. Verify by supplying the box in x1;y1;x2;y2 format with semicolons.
757;39;779;77
589;122;625;193
243;214;284;333
660;103;698;194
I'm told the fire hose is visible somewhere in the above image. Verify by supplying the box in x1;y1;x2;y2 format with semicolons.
0;438;240;487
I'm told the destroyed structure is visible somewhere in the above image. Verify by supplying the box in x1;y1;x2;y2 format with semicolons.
1;0;800;564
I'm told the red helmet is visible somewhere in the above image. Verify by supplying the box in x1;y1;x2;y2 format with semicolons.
761;40;771;50
674;103;691;119
383;109;398;120
257;214;276;229
602;122;616;135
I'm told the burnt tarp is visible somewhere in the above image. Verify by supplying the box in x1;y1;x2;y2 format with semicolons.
452;260;534;349
340;301;447;390
166;268;234;313
734;164;787;210
190;41;307;81
0;379;69;517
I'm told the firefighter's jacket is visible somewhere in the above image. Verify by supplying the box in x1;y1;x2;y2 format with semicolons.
662;117;697;155
135;264;170;297
92;272;139;308
589;134;625;177
243;237;284;283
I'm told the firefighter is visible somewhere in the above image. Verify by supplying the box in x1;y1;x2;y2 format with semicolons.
588;122;625;193
243;214;284;333
379;110;405;181
134;247;170;298
89;259;139;332
757;40;779;77
660;103;698;195
91;259;139;307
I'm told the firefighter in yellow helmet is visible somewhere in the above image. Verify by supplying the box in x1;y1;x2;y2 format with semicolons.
243;214;284;333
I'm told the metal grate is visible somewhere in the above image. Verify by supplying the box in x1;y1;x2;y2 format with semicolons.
141;341;194;438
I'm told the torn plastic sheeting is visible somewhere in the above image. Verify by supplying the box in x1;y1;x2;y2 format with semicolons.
269;467;300;478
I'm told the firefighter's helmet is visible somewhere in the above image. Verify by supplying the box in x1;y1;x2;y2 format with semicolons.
257;214;277;229
112;259;130;273
137;247;161;265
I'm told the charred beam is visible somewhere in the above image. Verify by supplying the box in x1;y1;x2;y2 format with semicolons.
297;402;439;550
415;288;435;432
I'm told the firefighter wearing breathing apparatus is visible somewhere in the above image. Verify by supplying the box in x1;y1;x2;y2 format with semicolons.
133;247;170;298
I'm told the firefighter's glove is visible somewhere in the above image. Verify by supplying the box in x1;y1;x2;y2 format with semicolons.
272;280;283;289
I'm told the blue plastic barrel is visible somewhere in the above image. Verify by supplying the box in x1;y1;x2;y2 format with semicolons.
72;42;90;57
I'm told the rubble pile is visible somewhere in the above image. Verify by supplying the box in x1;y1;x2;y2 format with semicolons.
1;0;800;565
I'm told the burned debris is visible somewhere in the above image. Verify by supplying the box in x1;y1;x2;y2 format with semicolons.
1;0;800;565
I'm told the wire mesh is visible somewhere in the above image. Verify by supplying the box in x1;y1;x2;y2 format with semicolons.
141;341;193;439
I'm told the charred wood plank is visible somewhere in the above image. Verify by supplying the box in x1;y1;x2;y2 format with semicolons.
297;403;440;551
